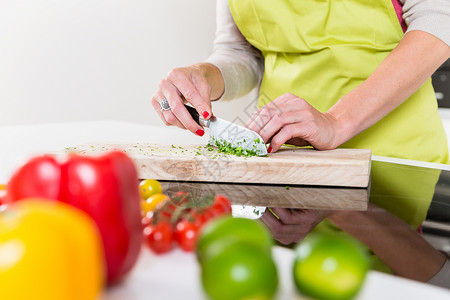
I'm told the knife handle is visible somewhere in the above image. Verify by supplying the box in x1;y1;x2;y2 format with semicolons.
184;104;209;127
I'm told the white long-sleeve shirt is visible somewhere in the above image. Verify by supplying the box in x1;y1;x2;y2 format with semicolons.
206;0;450;101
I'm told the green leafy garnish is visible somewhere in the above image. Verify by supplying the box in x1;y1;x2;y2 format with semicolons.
207;137;262;157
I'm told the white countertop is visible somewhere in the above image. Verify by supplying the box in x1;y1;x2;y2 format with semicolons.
1;120;450;300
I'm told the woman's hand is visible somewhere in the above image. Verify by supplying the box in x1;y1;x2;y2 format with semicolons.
245;93;344;153
261;207;331;245
151;63;224;136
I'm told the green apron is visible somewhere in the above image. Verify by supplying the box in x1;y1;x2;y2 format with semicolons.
228;0;445;272
228;0;449;164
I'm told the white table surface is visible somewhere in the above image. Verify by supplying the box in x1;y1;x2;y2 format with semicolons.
1;120;450;300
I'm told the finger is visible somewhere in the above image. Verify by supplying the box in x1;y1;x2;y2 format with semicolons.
284;137;310;147
151;94;170;126
260;209;284;235
261;210;306;245
245;106;276;135
268;122;313;153
245;94;299;133
151;94;184;128
162;81;205;135
191;72;213;119
155;80;186;128
155;84;187;129
275;228;308;245
168;68;212;120
161;108;187;129
277;208;330;228
258;111;306;145
267;207;307;225
157;98;186;129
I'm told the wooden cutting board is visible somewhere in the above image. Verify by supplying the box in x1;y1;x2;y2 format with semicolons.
160;181;369;211
68;143;371;188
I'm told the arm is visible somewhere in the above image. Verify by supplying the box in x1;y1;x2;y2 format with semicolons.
205;0;264;101
402;0;450;46
247;30;450;152
261;204;448;282
331;0;450;146
328;30;450;148
151;0;263;135
328;204;448;282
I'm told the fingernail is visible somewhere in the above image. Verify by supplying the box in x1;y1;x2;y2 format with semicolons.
268;145;273;153
202;111;209;119
196;129;205;136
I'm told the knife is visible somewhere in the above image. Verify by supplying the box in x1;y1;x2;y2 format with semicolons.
185;105;268;156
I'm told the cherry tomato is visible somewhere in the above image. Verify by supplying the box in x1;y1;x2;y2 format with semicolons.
174;191;189;198
141;193;169;215
142;191;233;254
212;194;232;214
141;215;152;229
144;221;173;254
197;207;220;223
172;191;190;206
175;219;200;252
157;201;178;221
139;179;162;200
209;205;227;217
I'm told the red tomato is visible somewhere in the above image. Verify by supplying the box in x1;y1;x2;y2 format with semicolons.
187;209;210;227
174;191;189;198
141;216;152;229
209;205;228;217
174;219;200;252
144;221;174;254
172;191;190;206
212;194;232;214
158;201;177;221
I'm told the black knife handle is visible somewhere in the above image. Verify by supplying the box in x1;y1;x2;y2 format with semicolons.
184;104;201;126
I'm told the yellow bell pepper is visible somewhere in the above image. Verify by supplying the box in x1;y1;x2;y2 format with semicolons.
0;199;104;300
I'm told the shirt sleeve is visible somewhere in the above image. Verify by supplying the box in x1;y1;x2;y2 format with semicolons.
427;254;450;289
205;0;264;101
401;0;450;47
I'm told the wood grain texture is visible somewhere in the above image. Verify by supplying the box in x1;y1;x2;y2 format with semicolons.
160;181;369;211
68;143;371;188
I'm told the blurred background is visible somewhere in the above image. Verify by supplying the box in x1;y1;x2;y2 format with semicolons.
0;1;448;137
0;0;258;126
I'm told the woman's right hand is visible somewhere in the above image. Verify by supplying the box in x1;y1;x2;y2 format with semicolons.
151;63;224;136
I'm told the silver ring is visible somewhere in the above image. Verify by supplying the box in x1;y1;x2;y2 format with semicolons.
160;98;171;111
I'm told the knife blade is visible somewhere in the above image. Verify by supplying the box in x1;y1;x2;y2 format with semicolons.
185;105;268;156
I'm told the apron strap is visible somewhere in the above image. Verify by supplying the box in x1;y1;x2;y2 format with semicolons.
391;0;407;33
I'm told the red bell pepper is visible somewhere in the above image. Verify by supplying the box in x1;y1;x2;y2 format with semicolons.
6;151;142;285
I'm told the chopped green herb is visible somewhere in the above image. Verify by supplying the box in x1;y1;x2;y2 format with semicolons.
207;137;261;157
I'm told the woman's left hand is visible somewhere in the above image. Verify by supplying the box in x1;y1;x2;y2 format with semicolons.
261;207;331;245
245;93;343;153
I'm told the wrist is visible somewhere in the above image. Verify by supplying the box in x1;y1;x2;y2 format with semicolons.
324;109;356;149
195;63;225;101
327;210;352;225
326;94;365;148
